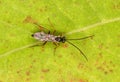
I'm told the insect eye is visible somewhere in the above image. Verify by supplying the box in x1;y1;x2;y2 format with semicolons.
31;34;34;37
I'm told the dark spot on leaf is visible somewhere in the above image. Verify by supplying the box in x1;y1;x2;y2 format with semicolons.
33;59;36;63
70;52;76;58
109;69;113;73
29;65;33;68
29;54;33;57
60;79;65;82
58;69;62;74
112;2;120;10
17;70;21;74
39;9;44;12
23;16;37;24
54;60;56;63
90;35;94;40
73;1;81;7
26;78;30;81
40;76;44;79
109;61;116;67
98;52;103;58
79;79;88;82
110;61;113;64
105;46;109;49
0;80;3;82
62;43;68;48
58;54;63;58
10;64;12;67
78;63;84;69
104;71;108;74
96;60;115;74
98;43;104;50
41;69;50;73
71;52;74;56
97;66;105;71
41;46;45;52
7;20;11;23
117;44;120;47
95;53;104;65
9;33;15;37
32;0;36;4
38;6;47;12
26;71;30;76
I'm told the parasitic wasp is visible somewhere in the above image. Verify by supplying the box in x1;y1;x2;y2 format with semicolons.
31;20;94;61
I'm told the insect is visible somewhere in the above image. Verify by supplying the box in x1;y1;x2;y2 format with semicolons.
31;22;94;61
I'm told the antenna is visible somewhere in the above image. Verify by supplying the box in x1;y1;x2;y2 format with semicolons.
66;41;88;61
66;35;94;40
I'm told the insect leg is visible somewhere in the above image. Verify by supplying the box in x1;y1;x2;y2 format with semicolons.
33;22;44;31
52;30;56;35
33;22;49;31
47;30;57;37
40;41;47;51
48;31;50;34
30;41;47;52
42;41;47;46
48;18;57;35
53;42;60;55
48;18;55;30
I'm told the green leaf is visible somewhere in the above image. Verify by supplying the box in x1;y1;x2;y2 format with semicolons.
0;0;120;82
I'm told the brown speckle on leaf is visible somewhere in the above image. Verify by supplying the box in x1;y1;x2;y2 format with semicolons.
7;20;11;23
95;53;103;66
98;52;103;58
10;64;12;67
17;70;21;74
33;59;36;63
26;78;30;81
78;63;84;69
104;71;108;74
29;54;33;57
41;46;45;52
26;71;30;76
9;33;15;37
90;35;94;40
62;43;68;48
40;76;44;79
96;60;114;74
112;2;120;10
29;65;33;68
58;54;63;58
39;8;44;12
98;43;104;49
79;79;88;82
23;16;37;24
38;6;48;12
41;69;50;73
109;69;113;73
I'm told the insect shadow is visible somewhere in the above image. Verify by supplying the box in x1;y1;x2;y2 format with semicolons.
31;19;94;61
